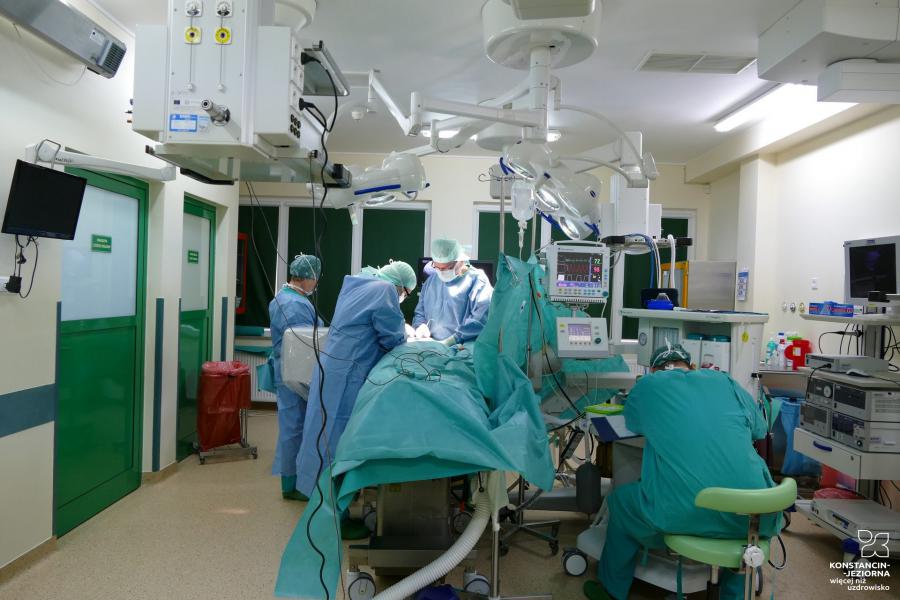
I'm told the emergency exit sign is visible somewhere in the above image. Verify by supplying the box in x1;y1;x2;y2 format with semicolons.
91;234;112;253
187;249;200;264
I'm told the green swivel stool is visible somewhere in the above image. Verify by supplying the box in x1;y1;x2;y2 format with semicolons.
664;478;797;600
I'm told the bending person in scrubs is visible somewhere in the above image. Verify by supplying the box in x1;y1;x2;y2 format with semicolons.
413;238;493;346
268;254;322;501
584;344;780;600
295;260;417;539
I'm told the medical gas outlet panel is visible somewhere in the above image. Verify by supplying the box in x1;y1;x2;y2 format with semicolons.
137;1;305;150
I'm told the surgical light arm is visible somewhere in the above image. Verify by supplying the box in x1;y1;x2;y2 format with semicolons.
26;140;176;182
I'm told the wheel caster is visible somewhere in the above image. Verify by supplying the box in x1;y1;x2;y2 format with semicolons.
755;566;764;597
452;510;473;535
549;541;560;556
199;456;206;465
346;570;375;600
499;543;510;557
252;450;258;459
463;572;490;595
562;548;588;576
363;504;377;533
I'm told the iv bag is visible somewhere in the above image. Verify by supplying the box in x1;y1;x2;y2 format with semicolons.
511;180;535;221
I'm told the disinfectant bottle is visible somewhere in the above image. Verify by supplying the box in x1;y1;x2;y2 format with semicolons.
765;336;777;366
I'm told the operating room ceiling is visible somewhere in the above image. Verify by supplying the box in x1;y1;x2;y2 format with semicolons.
95;0;803;163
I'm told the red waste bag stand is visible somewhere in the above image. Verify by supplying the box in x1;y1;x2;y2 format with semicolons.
195;361;258;464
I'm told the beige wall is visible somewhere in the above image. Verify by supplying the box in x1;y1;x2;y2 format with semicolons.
708;170;740;262
0;3;238;569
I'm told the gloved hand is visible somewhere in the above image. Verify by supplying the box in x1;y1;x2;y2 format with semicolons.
404;323;416;338
415;323;431;339
440;335;457;347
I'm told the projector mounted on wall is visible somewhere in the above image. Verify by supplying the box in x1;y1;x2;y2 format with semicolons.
759;0;900;103
0;0;127;78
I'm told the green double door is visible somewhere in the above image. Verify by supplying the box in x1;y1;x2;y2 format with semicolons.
56;171;147;536
177;198;216;460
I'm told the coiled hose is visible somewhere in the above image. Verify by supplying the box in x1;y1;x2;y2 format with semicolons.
372;483;492;600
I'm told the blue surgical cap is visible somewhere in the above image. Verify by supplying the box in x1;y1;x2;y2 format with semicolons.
650;343;692;369
289;254;321;280
431;238;464;263
366;260;417;291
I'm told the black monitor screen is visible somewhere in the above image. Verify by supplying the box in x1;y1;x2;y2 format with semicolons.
2;160;87;240
417;257;496;287
849;243;897;299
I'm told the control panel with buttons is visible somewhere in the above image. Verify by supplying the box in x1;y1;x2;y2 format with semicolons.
556;317;609;359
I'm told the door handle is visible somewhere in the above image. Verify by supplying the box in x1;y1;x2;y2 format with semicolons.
812;441;833;452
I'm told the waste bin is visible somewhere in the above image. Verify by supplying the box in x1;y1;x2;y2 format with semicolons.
196;361;257;462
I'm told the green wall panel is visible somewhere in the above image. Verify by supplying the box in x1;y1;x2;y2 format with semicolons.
477;211;538;267
237;205;279;328
287;206;353;323
361;208;426;322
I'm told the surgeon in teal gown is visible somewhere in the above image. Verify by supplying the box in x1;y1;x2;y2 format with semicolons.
294;260;417;539
268;255;322;501
584;344;780;600
413;238;493;346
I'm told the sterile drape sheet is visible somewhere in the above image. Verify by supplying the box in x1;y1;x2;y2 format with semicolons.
275;337;554;598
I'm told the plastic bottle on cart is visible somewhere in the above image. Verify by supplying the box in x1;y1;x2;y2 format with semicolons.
765;336;777;366
777;338;787;369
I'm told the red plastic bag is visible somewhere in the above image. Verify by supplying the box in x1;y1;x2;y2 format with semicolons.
197;361;251;451
814;487;864;500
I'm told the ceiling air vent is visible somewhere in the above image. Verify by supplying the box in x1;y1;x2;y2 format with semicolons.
637;52;756;75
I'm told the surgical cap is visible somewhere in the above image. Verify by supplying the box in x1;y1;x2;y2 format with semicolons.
431;238;465;263
289;254;321;280
650;343;692;369
370;260;417;291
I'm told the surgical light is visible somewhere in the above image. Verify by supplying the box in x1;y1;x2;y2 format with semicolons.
312;152;427;219
714;84;855;133
502;140;550;181
546;129;562;142
421;129;460;139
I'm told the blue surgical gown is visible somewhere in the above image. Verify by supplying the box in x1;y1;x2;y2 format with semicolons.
412;267;493;343
268;287;321;477
295;274;407;496
598;369;779;600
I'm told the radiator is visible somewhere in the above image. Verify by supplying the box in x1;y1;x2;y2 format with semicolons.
236;350;276;403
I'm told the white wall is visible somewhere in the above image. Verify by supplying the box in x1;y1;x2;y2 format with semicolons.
708;170;739;262
766;106;900;343
0;2;238;569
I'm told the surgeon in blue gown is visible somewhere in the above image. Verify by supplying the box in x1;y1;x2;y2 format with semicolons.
295;260;417;539
584;344;780;600
413;238;493;346
268;254;323;501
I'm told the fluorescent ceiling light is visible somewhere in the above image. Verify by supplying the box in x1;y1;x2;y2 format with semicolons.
546;129;562;142
714;84;855;133
421;129;460;139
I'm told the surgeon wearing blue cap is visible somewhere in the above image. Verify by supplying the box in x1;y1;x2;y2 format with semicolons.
583;343;780;600
412;238;493;346
295;260;417;539
268;254;323;501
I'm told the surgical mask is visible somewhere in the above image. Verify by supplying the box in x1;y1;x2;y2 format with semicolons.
286;282;314;297
436;269;458;283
